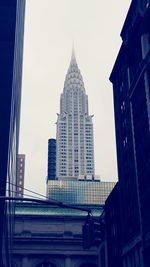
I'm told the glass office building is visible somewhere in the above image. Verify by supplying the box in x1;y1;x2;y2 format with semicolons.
47;180;115;205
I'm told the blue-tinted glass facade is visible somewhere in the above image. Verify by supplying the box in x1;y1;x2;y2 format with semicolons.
47;139;56;180
47;180;115;205
0;1;25;266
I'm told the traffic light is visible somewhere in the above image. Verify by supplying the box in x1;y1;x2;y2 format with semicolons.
93;218;105;245
93;221;102;245
82;215;105;249
82;214;94;249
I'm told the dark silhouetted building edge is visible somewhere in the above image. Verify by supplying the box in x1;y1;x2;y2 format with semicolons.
0;1;25;266
104;0;150;266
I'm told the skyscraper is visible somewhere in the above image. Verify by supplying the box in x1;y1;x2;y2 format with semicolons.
56;49;95;180
0;1;25;265
47;138;56;180
47;49;115;206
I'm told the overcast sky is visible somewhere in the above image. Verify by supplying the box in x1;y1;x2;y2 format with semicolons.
19;0;131;196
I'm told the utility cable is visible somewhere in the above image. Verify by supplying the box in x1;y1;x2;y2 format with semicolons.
6;180;48;199
0;186;48;201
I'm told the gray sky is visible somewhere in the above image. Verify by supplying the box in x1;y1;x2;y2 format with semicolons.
19;0;131;196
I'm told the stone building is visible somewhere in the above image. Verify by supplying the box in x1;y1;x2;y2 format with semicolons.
13;203;102;267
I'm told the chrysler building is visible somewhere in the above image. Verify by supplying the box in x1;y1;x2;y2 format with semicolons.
56;49;95;180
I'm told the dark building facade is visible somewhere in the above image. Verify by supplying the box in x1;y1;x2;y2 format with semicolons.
47;138;56;180
105;183;122;267
0;1;25;266
108;0;150;266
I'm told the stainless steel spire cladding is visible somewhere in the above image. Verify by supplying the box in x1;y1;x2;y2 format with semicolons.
56;50;95;180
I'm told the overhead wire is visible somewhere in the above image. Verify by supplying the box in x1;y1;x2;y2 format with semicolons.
1;177;92;213
0;177;59;202
0;183;48;201
6;180;48;199
1;187;47;201
0;184;91;213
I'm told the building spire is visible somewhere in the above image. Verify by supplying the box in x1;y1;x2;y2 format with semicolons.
70;44;77;65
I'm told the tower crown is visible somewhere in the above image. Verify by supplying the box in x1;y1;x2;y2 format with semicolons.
70;46;77;65
63;48;85;94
